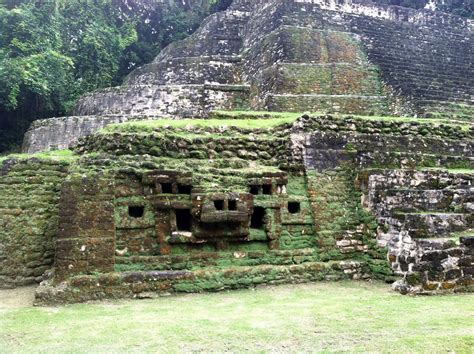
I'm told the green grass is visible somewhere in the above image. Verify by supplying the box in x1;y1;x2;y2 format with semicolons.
1;282;472;352
0;150;75;164
448;229;474;238
104;114;301;133
103;110;472;134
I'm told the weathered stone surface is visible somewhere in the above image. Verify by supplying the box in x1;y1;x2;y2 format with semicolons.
0;158;70;288
3;113;474;302
361;168;474;294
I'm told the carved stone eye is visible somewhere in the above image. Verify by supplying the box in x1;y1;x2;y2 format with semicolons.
128;206;144;218
288;202;301;214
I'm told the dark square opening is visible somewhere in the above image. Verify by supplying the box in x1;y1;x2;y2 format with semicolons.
161;182;173;194
288;202;301;214
251;207;265;229
178;184;192;194
214;200;225;211
176;209;192;231
262;184;272;195
129;206;144;218
249;185;260;195
228;200;237;211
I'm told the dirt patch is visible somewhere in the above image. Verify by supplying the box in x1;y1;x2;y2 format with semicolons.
0;286;36;309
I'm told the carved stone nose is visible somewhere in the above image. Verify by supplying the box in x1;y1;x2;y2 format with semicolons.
196;193;253;223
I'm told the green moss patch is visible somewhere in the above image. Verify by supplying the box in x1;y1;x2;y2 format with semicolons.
337;114;472;132
103;114;300;134
0;150;76;164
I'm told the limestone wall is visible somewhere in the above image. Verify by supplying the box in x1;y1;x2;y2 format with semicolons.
292;114;473;294
4;113;474;301
22;115;162;154
124;56;243;86
74;125;294;165
72;85;250;117
55;174;116;281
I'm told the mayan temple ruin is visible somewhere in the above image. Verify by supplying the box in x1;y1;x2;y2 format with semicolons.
0;0;472;304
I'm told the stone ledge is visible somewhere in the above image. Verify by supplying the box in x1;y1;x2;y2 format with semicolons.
34;260;365;305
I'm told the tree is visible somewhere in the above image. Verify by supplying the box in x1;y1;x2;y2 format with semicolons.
0;0;140;152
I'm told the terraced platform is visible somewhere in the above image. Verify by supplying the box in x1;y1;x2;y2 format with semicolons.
3;112;473;303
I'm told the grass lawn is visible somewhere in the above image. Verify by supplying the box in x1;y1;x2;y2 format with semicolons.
1;281;473;353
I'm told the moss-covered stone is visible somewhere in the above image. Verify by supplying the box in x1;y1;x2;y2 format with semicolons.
2;112;472;301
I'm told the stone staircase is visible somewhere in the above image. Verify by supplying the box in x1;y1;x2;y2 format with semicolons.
364;169;473;292
417;101;474;120
344;6;473;109
72;0;254;117
291;113;473;293
72;0;473;118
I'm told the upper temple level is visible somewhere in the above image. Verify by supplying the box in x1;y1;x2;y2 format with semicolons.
72;0;473;118
22;0;473;153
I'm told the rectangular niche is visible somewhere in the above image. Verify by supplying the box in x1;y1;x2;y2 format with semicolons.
128;206;144;218
288;201;301;214
262;185;272;195
178;184;192;194
228;200;238;211
249;185;273;195
214;200;225;211
251;207;266;229
161;182;173;194
249;185;260;195
176;209;192;231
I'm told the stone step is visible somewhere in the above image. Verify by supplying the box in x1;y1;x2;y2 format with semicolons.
418;101;474;113
371;68;472;86
393;212;473;238
357;151;474;170
352;134;473;158
73;84;251;117
115;248;321;269
154;10;250;60
368;56;471;77
414;237;466;251
265;93;388;115
125;56;243;86
365;169;474;190
370;188;473;215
